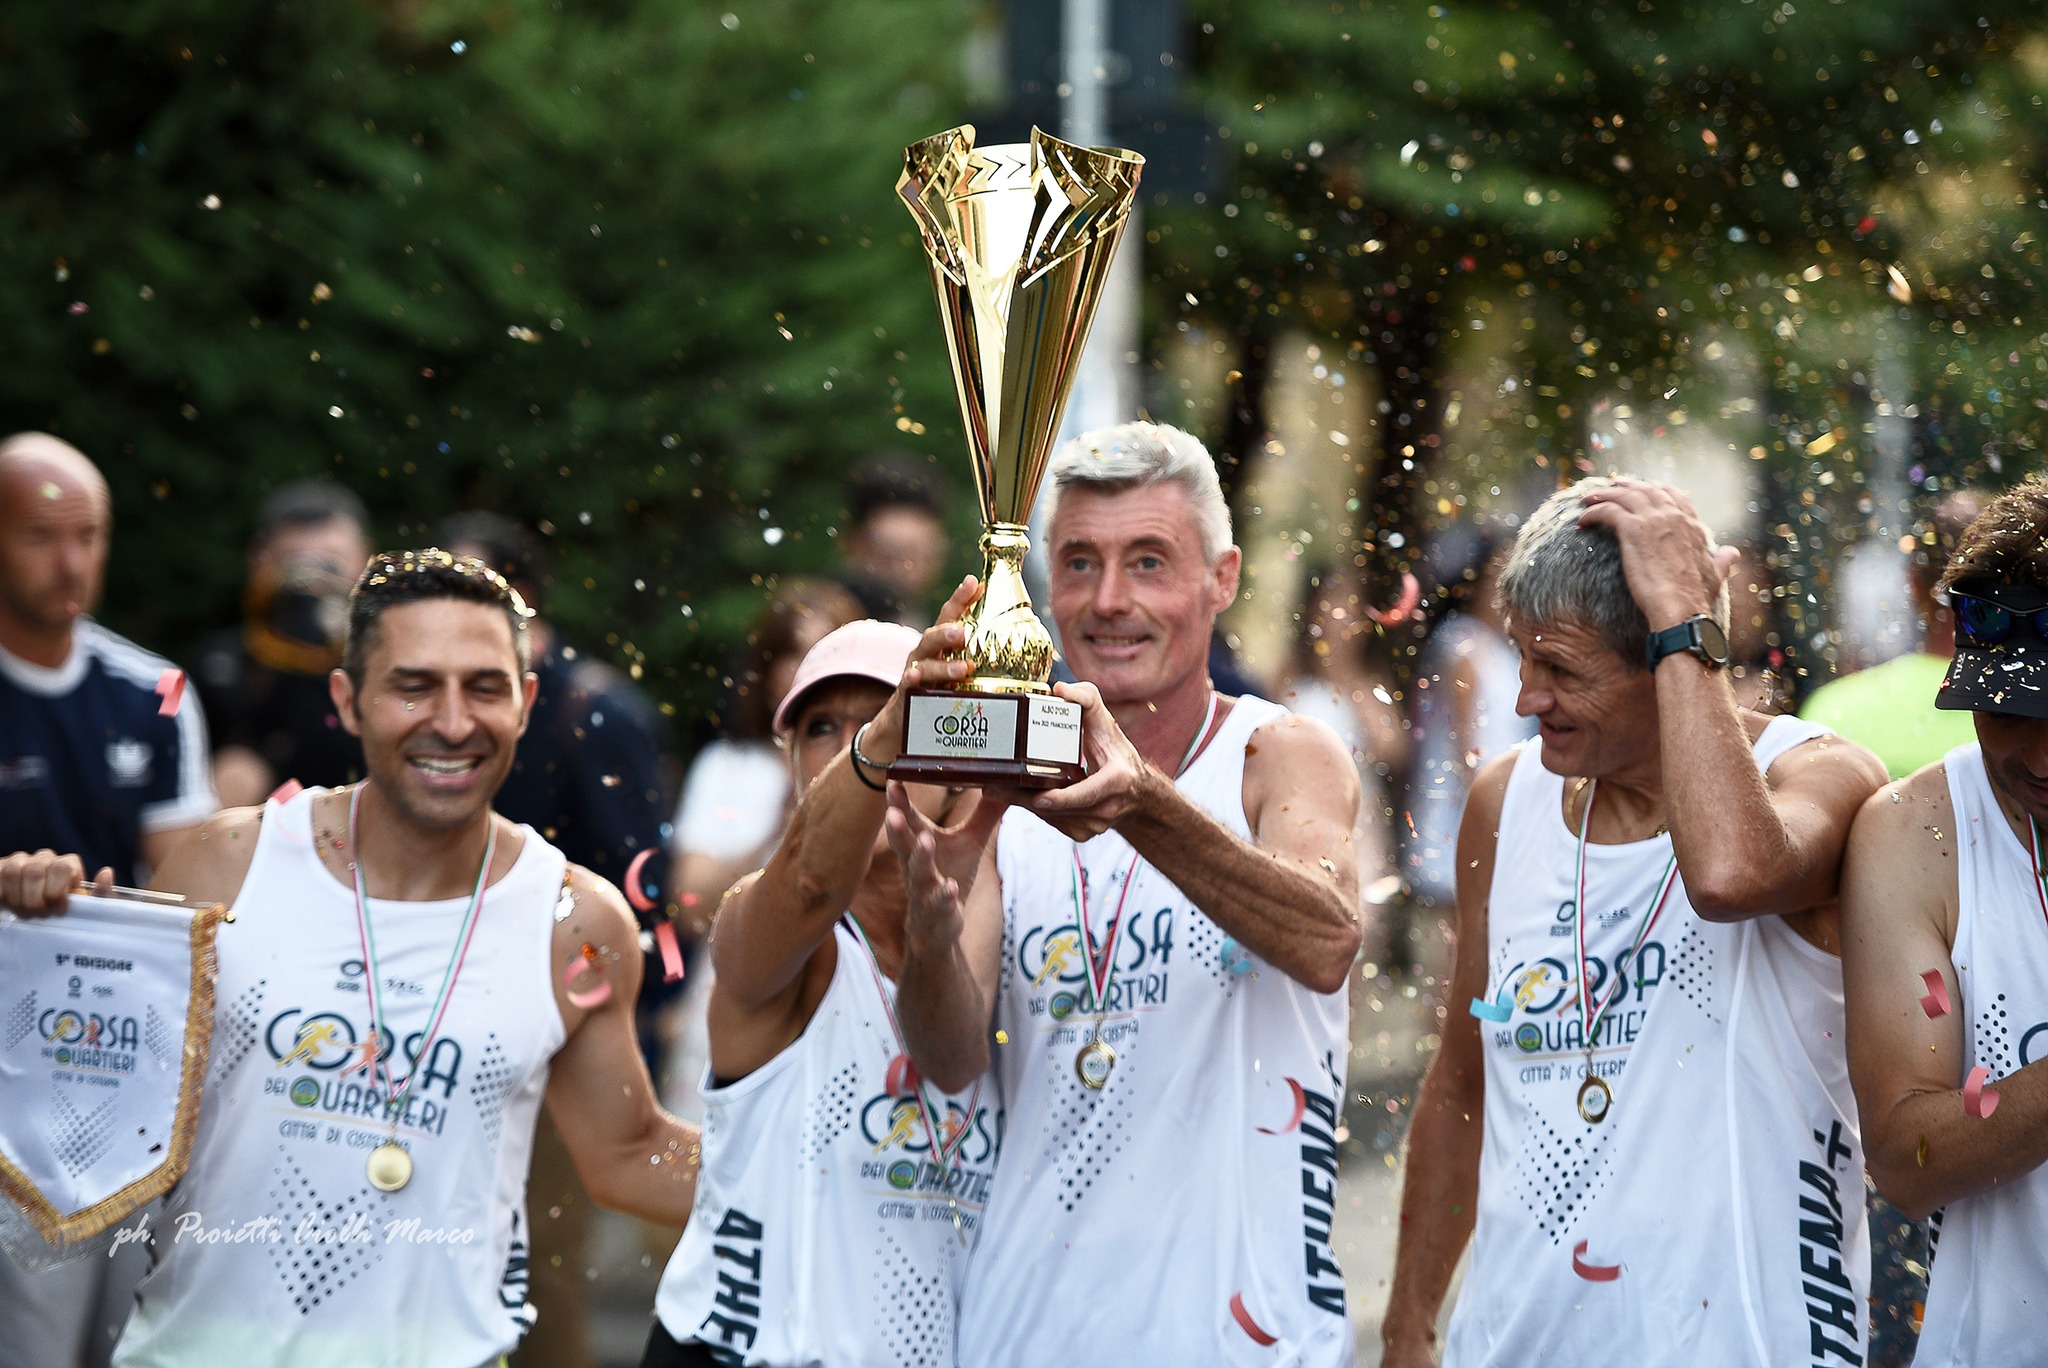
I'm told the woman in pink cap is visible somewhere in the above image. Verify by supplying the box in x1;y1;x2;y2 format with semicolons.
644;581;1006;1368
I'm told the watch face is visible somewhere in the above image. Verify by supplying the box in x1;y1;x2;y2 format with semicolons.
1694;616;1730;665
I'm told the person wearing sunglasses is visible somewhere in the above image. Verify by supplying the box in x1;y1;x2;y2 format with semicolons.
1843;475;2048;1368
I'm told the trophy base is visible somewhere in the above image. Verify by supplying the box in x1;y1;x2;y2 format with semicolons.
889;687;1084;789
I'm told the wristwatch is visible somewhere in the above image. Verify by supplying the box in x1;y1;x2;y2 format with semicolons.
1644;614;1729;671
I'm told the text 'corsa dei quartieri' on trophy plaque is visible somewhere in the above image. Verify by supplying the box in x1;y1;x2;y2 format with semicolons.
891;124;1144;787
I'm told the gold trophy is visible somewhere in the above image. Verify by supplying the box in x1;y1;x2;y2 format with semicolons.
890;124;1144;786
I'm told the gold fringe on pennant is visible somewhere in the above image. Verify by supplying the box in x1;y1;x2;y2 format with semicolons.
0;901;232;1247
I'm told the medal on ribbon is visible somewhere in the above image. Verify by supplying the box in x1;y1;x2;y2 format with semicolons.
1569;779;1678;1124
1067;850;1140;1091
347;783;496;1191
845;918;981;1243
1063;692;1220;1092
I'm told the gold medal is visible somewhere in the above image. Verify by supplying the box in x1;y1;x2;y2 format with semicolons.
366;1141;414;1192
1076;1039;1116;1090
1576;1072;1613;1125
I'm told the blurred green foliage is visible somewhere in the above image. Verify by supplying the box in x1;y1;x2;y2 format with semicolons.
1160;0;2048;660
17;0;2048;719
1;0;970;738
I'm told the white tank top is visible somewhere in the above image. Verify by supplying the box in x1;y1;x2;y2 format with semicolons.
959;696;1355;1367
1915;744;2048;1366
1445;716;1868;1368
114;787;567;1368
653;920;1001;1367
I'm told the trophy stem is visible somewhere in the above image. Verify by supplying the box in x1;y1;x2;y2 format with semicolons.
960;522;1054;694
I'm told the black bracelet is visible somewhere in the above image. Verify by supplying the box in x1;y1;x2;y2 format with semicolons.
849;722;888;792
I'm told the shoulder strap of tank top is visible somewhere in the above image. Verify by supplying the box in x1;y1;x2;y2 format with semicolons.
1944;741;1988;808
1491;738;1555;834
232;785;327;913
1209;693;1286;758
1751;713;1833;773
1942;742;1998;849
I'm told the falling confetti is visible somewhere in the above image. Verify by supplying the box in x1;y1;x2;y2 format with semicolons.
653;921;684;983
885;1052;922;1098
563;953;611;1009
154;669;185;717
1228;1292;1278;1346
1469;991;1513;1023
1220;937;1255;976
1256;1077;1307;1135
623;848;658;912
1572;1239;1622;1282
1963;1066;2000;1119
1918;970;1950;1019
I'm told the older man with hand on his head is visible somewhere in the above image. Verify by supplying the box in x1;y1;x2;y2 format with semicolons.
1382;477;1885;1367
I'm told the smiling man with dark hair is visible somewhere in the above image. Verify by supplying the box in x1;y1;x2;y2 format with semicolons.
1;549;698;1366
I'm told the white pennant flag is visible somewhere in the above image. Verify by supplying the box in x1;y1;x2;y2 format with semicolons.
0;891;230;1269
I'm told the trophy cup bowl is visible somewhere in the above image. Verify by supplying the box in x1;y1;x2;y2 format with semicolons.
890;124;1144;787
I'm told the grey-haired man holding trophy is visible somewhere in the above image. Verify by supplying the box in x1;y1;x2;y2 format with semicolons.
875;121;1367;1364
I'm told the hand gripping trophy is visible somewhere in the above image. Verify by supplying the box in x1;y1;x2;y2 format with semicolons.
890;124;1143;786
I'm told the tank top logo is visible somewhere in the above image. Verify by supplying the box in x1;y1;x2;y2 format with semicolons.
260;1004;468;1138
1016;905;1175;1017
853;1090;1002;1212
1485;941;1669;1066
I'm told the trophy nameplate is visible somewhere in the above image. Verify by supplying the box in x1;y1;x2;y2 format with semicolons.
893;689;1084;786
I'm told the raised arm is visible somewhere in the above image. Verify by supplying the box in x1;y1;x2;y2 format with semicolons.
1381;750;1511;1367
1841;768;2048;1218
1580;479;1886;919
706;582;975;1070
544;867;701;1226
1660;675;1883;923
1025;686;1363;994
890;784;1008;1093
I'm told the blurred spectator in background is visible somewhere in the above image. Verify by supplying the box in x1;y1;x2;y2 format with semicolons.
438;512;672;891
668;577;864;933
193;480;371;805
1803;489;1986;780
656;579;865;1155
0;432;214;1367
1280;563;1407;916
1404;523;1534;910
1724;542;1792;712
437;511;675;1368
836;457;949;626
1207;624;1269;700
1799;486;1985;1368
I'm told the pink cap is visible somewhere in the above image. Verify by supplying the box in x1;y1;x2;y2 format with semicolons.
772;619;921;736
